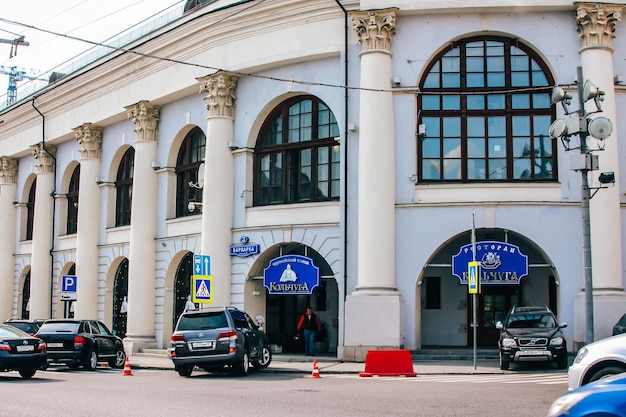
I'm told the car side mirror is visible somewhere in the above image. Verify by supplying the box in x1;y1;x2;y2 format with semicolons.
496;321;503;330
559;322;568;329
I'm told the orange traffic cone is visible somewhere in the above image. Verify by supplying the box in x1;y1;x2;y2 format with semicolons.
311;359;321;378
122;356;133;376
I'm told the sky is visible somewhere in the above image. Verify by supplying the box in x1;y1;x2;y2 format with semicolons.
0;0;187;106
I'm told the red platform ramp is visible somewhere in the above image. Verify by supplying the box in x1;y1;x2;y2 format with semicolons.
359;349;417;377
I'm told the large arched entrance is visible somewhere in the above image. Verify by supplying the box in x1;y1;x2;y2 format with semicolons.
112;259;129;338
419;228;559;348
248;242;339;354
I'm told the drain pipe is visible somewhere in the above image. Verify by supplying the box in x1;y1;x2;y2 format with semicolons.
31;98;57;319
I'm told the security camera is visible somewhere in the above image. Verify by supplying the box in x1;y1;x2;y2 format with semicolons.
188;202;195;212
599;172;615;184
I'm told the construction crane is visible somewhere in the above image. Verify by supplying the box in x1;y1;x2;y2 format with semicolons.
0;65;45;107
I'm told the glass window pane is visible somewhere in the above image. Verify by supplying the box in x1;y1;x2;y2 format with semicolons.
442;95;460;110
487;72;505;87
511;55;528;71
424;73;440;89
488;159;507;179
443;159;461;179
467;117;485;136
422;95;440;110
488;117;506;136
532;93;551;109
466;41;484;56
443;118;460;137
513;137;531;158
512;116;530;136
532;70;548;86
489;138;506;157
443;138;460;156
423;117;440;137
467;95;484;110
467;73;484;87
467;159;486;179
487;57;504;72
511;72;529;86
441;56;460;72
512;94;530;109
467;138;485;158
422;159;441;180
535;158;553;178
466;57;484;72
487;94;505;109
533;115;552;136
442;73;460;88
422;138;440;158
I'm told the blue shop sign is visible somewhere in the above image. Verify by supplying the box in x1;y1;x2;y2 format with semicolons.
452;241;528;284
263;255;320;295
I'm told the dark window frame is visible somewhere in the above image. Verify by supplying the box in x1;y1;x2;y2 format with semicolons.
26;180;36;240
175;127;206;217
418;36;557;183
115;148;134;227
254;96;341;206
66;165;80;235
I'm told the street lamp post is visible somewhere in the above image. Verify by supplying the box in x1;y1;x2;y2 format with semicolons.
549;66;614;345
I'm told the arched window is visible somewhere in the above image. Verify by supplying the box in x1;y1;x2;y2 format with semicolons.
176;127;205;217
115;148;134;227
418;36;556;182
66;165;80;235
254;96;340;206
26;180;36;240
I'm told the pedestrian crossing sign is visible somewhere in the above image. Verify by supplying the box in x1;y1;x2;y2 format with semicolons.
192;275;213;304
468;261;479;294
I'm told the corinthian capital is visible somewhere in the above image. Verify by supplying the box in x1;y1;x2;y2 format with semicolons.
125;100;161;142
576;2;623;50
73;123;103;159
31;143;57;174
350;8;398;52
198;71;238;118
0;157;18;184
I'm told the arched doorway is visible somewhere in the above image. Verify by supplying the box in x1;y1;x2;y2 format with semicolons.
420;228;558;348
112;259;129;338
21;271;31;319
173;252;194;330
248;242;339;354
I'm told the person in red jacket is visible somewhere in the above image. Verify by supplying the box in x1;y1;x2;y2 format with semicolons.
297;306;322;356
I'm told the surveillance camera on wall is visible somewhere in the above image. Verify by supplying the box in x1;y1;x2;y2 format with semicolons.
188;202;196;212
599;172;615;184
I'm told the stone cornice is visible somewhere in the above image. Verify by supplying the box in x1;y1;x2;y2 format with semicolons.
576;2;623;50
125;101;161;142
31;143;57;174
0;156;18;184
198;71;238;119
73;123;103;160
350;8;398;53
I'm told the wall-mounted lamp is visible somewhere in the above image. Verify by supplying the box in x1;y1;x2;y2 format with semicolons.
409;174;417;183
614;74;623;85
392;76;401;86
228;141;239;150
348;122;357;132
151;161;161;170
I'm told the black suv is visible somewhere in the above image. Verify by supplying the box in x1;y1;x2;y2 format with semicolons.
496;306;568;370
170;306;272;377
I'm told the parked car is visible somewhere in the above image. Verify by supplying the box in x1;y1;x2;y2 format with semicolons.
496;306;568;370
3;319;46;336
547;372;626;417
612;313;626;336
36;319;126;370
170;306;272;377
568;333;626;390
0;324;47;379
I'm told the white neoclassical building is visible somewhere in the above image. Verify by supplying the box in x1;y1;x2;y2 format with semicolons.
0;0;625;361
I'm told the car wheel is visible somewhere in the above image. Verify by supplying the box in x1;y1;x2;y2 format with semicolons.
589;366;626;383
234;350;250;376
18;368;36;379
557;354;569;370
499;352;509;370
177;366;193;377
252;346;272;369
109;349;126;369
83;349;98;371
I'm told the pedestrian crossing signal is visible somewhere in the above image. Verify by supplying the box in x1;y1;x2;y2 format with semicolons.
192;275;213;303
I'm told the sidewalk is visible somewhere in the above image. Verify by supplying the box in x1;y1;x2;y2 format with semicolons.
128;350;505;375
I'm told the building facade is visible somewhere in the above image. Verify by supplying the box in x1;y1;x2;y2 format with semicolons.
0;0;625;361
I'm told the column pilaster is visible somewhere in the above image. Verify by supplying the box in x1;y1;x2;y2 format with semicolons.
0;157;18;320
73;123;103;319
343;8;401;360
29;143;56;319
197;71;237;308
124;100;160;352
573;2;625;345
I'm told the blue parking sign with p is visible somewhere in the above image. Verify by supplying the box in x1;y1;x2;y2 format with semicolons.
62;275;77;292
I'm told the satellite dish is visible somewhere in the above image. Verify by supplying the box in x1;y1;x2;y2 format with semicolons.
197;163;205;189
549;118;568;139
588;117;612;140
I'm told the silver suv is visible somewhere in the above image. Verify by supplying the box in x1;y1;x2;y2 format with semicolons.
169;306;272;377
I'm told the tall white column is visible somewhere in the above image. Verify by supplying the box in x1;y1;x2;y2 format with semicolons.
73;124;103;319
0;157;18;320
197;72;238;308
29;143;56;319
343;8;401;361
573;2;626;345
124;101;160;353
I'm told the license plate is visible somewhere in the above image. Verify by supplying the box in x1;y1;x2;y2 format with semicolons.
191;341;215;349
521;350;545;355
16;345;34;352
47;342;64;348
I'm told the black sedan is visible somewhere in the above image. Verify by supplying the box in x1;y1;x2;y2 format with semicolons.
0;324;47;379
36;319;126;370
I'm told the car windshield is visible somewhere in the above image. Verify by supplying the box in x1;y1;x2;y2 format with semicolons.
177;312;228;331
38;322;80;333
507;313;556;328
4;322;35;333
0;324;29;337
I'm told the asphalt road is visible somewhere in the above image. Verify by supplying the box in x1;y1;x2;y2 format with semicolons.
1;366;566;416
